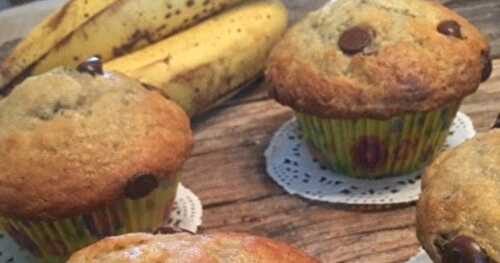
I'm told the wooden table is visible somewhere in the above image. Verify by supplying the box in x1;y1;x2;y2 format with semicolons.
184;1;500;262
1;0;499;262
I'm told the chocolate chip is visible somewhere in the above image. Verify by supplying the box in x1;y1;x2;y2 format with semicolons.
339;26;374;55
124;174;159;200
442;236;490;263
492;113;500;129
438;20;463;38
482;59;493;82
481;51;493;82
77;56;104;76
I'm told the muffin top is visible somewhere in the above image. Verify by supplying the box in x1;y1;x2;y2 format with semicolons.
67;232;320;263
0;68;193;220
266;0;491;119
417;130;500;263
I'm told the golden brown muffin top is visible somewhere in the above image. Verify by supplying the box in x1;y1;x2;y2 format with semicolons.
266;0;491;119
67;232;320;263
0;69;193;220
417;130;500;263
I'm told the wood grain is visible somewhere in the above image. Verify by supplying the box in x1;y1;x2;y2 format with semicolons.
186;1;500;262
0;0;499;262
184;61;499;263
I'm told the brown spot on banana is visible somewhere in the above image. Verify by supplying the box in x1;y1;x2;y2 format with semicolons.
2;0;248;91
47;1;71;29
0;62;36;96
113;30;155;57
157;24;167;32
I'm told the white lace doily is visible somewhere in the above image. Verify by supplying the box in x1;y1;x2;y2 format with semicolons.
166;184;203;233
0;184;203;263
407;249;432;263
265;112;476;205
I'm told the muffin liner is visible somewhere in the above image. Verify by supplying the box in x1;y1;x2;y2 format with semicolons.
265;112;476;206
0;178;179;263
296;102;461;178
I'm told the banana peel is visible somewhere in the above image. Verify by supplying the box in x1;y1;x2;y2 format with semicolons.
0;0;244;90
105;0;288;117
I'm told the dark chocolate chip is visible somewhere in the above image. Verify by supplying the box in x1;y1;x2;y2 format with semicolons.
438;20;463;38
482;59;493;82
124;174;159;200
481;51;493;82
339;26;374;55
492;113;500;129
442;236;490;263
77;56;104;76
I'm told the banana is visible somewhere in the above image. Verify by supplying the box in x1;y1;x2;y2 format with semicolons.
105;0;288;117
0;0;244;90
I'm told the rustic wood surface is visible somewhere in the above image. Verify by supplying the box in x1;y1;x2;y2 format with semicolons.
187;1;500;262
0;0;499;262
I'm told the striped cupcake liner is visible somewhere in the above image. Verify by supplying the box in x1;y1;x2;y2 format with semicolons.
0;178;179;263
296;102;461;179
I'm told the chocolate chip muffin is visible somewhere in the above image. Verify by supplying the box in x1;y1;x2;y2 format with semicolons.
0;63;193;262
67;232;320;263
266;0;491;178
417;129;500;263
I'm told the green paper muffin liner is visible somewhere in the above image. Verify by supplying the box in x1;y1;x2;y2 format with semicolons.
0;178;179;263
296;102;461;179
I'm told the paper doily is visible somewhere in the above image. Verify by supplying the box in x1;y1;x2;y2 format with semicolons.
166;184;203;233
407;249;432;263
0;184;203;263
265;112;476;205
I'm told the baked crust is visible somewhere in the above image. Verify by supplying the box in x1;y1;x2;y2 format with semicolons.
0;69;193;220
67;232;320;263
417;130;500;262
266;0;489;119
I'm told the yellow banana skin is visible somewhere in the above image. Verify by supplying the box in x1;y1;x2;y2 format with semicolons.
0;0;244;90
0;0;117;89
105;0;288;117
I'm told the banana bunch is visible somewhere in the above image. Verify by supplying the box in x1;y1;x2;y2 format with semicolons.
0;0;288;117
0;0;246;87
105;0;288;116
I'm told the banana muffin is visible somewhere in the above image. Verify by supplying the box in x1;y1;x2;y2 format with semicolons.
0;62;193;262
67;232;320;263
417;129;500;262
266;0;491;178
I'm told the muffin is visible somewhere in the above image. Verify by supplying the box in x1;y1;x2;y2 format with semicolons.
67;232;320;262
266;0;491;178
416;129;500;262
0;61;193;262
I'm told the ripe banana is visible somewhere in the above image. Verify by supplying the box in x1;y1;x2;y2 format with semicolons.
0;0;244;90
105;0;288;117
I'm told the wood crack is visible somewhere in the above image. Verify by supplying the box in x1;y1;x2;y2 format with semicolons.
298;221;416;249
203;192;286;210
